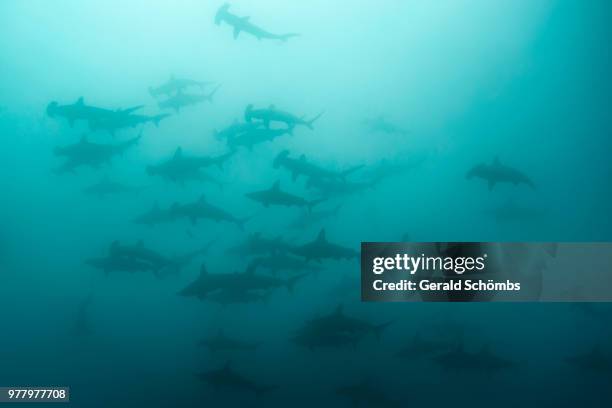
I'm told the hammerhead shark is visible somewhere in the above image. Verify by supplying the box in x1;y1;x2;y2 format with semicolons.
149;75;213;98
46;97;143;128
227;126;292;150
245;104;323;129
291;229;358;261
178;263;304;300
214;3;299;41
213;120;261;141
467;157;535;190
53;133;141;173
146;147;229;187
292;305;393;350
173;195;249;229
158;86;220;112
273;150;362;182
90;112;169;135
245;181;325;211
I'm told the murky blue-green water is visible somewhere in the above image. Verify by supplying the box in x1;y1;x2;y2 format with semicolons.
1;1;611;406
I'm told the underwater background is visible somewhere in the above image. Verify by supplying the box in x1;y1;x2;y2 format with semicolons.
1;0;611;406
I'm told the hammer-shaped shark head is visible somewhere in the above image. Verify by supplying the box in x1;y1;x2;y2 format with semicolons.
215;3;231;25
466;163;486;179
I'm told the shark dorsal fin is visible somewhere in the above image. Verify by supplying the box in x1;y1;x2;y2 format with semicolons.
110;240;119;253
316;229;327;243
76;97;84;105
198;195;206;203
137;240;144;247
272;181;280;191
299;154;306;161
170;74;175;80
224;361;231;371
199;264;208;276
493;156;501;165
269;104;276;110
173;147;183;159
170;202;180;211
217;329;224;337
80;134;88;143
152;201;160;211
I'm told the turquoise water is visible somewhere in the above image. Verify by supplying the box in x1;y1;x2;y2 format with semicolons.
1;1;611;406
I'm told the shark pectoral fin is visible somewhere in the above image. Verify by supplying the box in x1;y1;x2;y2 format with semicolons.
488;180;495;191
233;27;241;39
292;172;299;181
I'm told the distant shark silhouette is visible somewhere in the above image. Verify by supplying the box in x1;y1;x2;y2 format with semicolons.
467;157;535;190
215;3;299;41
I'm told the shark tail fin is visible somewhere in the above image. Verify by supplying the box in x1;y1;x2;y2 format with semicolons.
129;130;144;146
305;110;325;129
207;85;221;102
307;198;326;212
527;179;536;190
373;320;394;340
236;216;252;231
340;164;365;180
153;114;170;127
278;33;300;42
